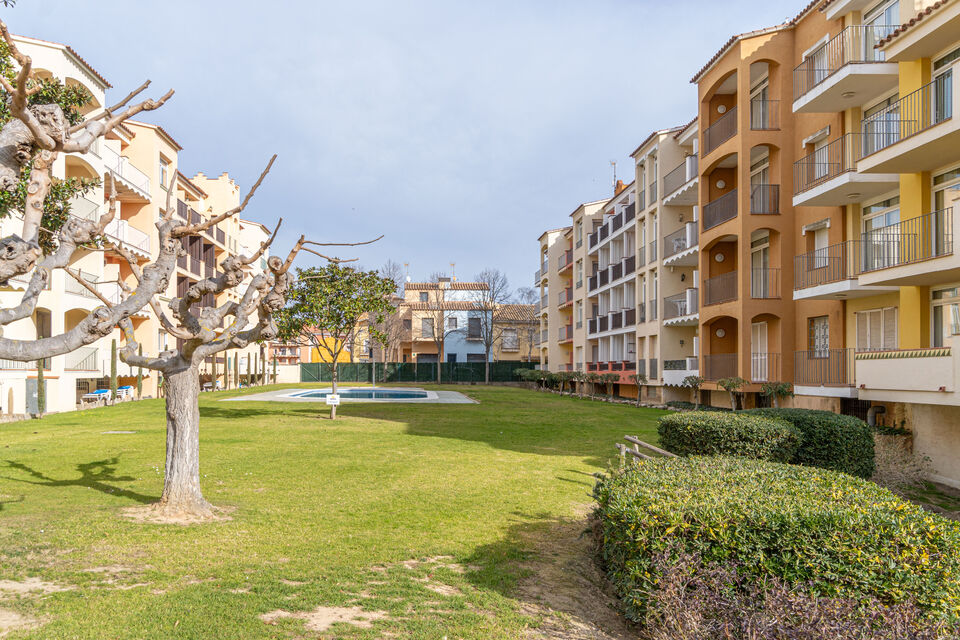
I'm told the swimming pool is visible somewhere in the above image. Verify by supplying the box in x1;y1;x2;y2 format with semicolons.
287;388;430;400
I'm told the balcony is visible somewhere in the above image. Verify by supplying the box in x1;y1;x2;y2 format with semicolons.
623;255;636;276
793;240;898;300
533;269;541;285
637;302;646;324
662;222;699;267
857;72;959;174
881;0;960;63
611;212;624;233
749;352;781;383
540;260;549;280
857;208;957;287
855;343;958;406
65;347;99;372
69;195;100;222
750;99;779;130
558;324;574;343
704;271;737;306
104;218;151;258
648;298;657;320
703;353;737;380
750;268;780;299
793;25;899;114
100;145;151;201
540;294;548;313
558;287;573;308
663;357;700;387
663;288;699;326
624;202;636;222
794;348;855;397
662;155;699;206
65;269;99;299
749;184;779;215
703;189;738;231
793;134;897;207
703;107;737;156
648;240;657;263
558;249;573;272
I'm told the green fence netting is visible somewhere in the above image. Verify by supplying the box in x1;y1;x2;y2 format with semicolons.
299;361;537;383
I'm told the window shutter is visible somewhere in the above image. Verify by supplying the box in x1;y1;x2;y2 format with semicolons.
856;312;868;351
868;310;881;350
883;307;897;349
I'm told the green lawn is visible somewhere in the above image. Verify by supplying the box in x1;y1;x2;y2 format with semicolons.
0;384;665;639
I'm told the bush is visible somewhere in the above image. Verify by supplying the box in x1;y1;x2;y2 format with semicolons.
593;456;960;623
664;400;729;412
746;408;875;479
657;411;801;462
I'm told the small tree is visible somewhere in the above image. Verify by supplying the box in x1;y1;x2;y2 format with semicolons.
717;376;747;411
35;359;44;416
471;268;510;384
276;264;396;419
571;370;586;399
629;373;648;407
760;381;793;408
586;372;601;397
110;339;117;403
602;372;620;398
555;371;574;395
682;375;704;410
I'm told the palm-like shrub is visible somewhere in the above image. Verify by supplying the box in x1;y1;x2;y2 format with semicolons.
717;375;747;410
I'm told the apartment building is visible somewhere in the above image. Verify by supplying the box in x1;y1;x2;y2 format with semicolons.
0;34;275;414
399;280;490;363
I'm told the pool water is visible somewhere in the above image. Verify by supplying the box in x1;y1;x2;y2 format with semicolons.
291;388;429;400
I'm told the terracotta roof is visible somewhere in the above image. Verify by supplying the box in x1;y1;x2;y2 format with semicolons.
12;34;112;88
404;282;490;291
567;199;608;218
494;304;536;323
177;170;208;198
689;0;819;84
127;120;184;151
876;0;952;48
673;116;698;139
407;301;486;311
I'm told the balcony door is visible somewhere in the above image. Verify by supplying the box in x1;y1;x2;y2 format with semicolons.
933;47;958;125
861;196;900;271
862;0;898;61
932;287;960;348
750;232;770;298
751;322;768;382
750;155;771;213
862;94;899;155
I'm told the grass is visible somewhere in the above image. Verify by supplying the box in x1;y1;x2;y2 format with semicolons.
0;383;666;639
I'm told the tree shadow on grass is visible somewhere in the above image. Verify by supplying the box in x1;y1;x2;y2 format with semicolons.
464;509;637;639
2;456;155;504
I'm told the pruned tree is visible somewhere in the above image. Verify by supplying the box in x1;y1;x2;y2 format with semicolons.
760;381;793;408
420;286;462;384
717;376;747;411
682;375;704;410
629;373;648;407
275;263;396;420
471;268;510;384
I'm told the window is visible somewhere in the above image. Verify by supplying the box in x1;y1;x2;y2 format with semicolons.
862;0;899;59
862;196;900;270
932;287;960;348
750;154;771;212
447;316;458;330
403;318;412;330
750;231;770;298
502;328;519;350
419;291;429;303
421;318;434;338
862;94;899;155
808;316;829;357
933;46;957;125
813;226;829;268
466;353;485;363
159;157;169;188
467;316;481;338
856;307;897;351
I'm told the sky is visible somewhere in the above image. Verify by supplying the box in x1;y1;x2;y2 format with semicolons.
8;0;799;292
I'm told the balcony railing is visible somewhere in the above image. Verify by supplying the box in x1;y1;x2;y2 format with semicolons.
795;348;854;386
611;212;623;233
588;274;598;291
663;288;699;320
649;240;657;262
704;106;737;155
649;298;657;320
558;287;573;306
794;133;861;194
793;25;898;100
611;262;622;281
540;294;548;309
558;249;573;271
624;307;636;326
750;352;781;383
704;271;737;305
558;324;574;341
703;189;738;230
703;353;737;380
624;255;636;275
104;219;150;255
750;184;779;214
637;302;646;324
65;269;99;298
794;240;858;289
663;156;698;197
69;195;100;222
624;202;636;222
598;269;609;287
663;223;699;259
860;209;954;272
750;99;779;130
750;267;780;299
860;75;953;158
100;145;151;196
65;347;98;371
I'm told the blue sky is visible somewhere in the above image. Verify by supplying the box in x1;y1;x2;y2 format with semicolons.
9;0;798;290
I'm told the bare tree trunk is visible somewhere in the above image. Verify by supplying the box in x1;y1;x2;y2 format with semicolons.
485;347;490;384
158;365;212;517
330;361;338;420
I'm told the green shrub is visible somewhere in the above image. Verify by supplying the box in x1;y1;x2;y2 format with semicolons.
593;456;960;623
657;411;800;462
746;408;875;479
664;400;729;412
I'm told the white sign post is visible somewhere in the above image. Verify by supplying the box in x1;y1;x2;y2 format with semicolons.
325;394;340;406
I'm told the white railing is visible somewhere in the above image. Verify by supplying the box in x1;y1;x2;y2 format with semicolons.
65;269;99;298
69;195;100;222
65;347;99;371
100;145;151;197
0;358;32;370
99;281;123;304
104;218;151;254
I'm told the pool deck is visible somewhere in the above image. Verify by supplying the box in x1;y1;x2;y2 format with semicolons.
223;387;477;404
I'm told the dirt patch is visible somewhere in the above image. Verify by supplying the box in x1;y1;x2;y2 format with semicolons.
515;506;638;640
279;579;305;586
0;578;72;596
0;608;38;637
120;504;235;526
101;431;136;435
260;606;387;632
422;582;462;597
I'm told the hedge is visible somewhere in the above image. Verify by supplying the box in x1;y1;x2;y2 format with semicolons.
593;456;960;623
657;411;800;462
745;408;875;479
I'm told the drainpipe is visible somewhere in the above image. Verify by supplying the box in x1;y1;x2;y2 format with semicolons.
867;405;886;427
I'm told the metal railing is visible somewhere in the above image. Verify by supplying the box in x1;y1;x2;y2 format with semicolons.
663;288;699;319
65;269;99;298
624;202;636;222
649;298;657;320
65;347;98;371
704;271;737;305
558;324;574;341
750;352;781;383
750;267;780;298
663;223;698;259
703;189;738;230
558;249;573;270
794;133;861;194
624;255;636;275
624;307;636;326
69;195;100;221
860;74;953;158
793;25;898;99
704;106;737;155
750;184;779;214
648;240;657;262
750;99;779;130
100;145;151;196
795;240;863;289
649;180;657;202
637;190;646;212
104;218;151;254
663;156;698;197
558;287;573;306
703;353;737;380
794;348;853;386
611;212;623;232
637;302;646;324
860;209;954;272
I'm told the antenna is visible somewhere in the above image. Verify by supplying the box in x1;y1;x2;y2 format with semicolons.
610;160;617;188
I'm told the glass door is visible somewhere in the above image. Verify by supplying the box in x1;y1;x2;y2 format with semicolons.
751;233;770;298
751;322;768;382
861;196;900;270
863;0;898;61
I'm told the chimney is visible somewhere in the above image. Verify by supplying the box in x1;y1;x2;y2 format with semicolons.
614;179;626;195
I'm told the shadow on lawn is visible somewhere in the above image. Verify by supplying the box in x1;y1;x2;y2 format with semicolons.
465;509;637;639
2;457;154;504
